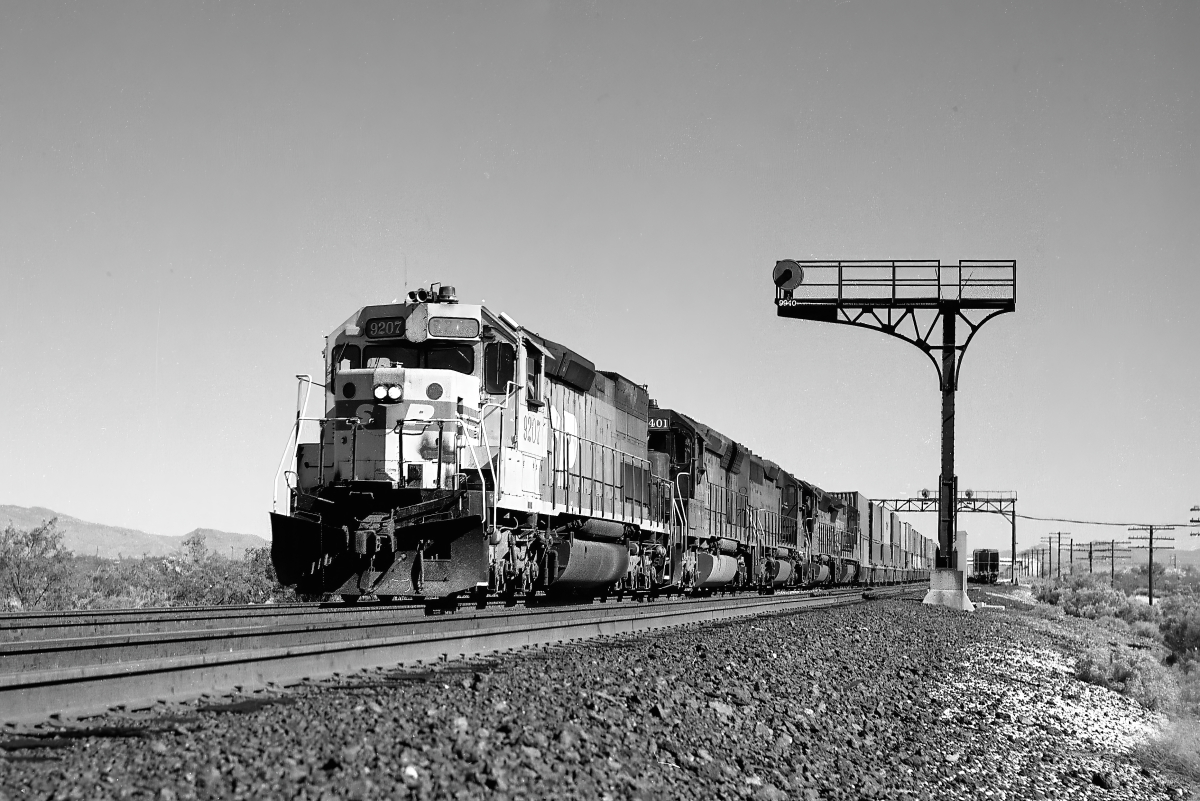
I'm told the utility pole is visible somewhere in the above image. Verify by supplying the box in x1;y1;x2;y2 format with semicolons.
1068;537;1074;575
1088;541;1093;574
1129;526;1175;605
1039;536;1055;579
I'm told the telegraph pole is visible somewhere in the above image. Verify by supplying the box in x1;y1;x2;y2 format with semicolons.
1129;526;1175;605
1039;536;1055;579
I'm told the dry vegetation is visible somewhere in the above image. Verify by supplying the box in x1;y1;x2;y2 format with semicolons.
1032;569;1200;787
0;518;299;611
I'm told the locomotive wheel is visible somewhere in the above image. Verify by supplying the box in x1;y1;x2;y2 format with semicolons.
340;594;360;605
377;594;397;605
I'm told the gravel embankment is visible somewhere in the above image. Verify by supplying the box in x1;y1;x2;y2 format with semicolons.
0;593;1189;800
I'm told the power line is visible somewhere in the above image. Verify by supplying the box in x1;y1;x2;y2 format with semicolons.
1016;514;1194;527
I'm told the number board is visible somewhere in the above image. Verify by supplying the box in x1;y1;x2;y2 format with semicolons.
648;417;671;430
366;317;406;339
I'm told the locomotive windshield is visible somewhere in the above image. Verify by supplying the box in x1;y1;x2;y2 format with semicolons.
339;342;476;375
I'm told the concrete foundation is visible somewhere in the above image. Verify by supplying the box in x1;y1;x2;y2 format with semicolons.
923;568;976;612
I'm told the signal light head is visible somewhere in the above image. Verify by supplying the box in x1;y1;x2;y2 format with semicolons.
773;260;804;290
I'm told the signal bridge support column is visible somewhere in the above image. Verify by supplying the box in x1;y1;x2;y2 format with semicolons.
773;260;1016;611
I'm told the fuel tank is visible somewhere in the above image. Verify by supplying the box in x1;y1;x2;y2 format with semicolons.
695;552;737;588
548;539;629;591
770;558;794;586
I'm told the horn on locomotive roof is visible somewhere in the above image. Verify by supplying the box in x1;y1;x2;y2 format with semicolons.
405;284;456;303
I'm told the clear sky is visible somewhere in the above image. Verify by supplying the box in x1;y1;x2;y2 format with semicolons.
1;1;1197;552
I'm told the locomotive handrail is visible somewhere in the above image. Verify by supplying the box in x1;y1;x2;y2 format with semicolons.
272;375;318;514
547;426;667;530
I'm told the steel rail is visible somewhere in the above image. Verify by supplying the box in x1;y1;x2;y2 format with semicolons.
0;585;921;726
0;601;427;644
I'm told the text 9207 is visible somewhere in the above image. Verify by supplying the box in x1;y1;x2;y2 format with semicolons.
366;318;406;339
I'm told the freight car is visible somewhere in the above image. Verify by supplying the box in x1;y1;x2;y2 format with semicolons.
970;549;1001;584
270;284;932;602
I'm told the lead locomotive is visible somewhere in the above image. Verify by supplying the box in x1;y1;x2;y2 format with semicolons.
271;284;934;602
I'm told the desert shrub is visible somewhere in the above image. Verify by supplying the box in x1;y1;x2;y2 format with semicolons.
1075;646;1181;712
1118;599;1160;625
1130;620;1162;641
1096;615;1131;634
1134;717;1200;787
1059;575;1130;619
1160;596;1200;667
1034;573;1167;628
75;556;172;608
0;524;296;611
1031;580;1062;606
162;535;295;606
0;519;74;610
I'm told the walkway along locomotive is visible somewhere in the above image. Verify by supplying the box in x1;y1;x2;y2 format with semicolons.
270;284;934;602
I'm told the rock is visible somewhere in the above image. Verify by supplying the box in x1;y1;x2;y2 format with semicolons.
1;595;1168;801
1092;772;1115;789
709;701;735;718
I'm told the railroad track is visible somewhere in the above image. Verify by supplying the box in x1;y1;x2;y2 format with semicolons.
1;583;923;727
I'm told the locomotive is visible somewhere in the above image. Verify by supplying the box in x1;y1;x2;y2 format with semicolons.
270;284;934;603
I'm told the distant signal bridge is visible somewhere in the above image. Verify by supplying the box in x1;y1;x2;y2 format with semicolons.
875;491;1018;583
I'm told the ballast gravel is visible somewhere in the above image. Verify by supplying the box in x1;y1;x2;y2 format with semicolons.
0;594;1189;800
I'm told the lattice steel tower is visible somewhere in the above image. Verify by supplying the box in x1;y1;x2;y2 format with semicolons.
772;261;1016;606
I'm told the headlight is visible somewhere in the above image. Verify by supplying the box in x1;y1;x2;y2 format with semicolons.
387;385;402;400
373;386;387;400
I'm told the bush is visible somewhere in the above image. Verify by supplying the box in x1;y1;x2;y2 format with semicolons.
1060;577;1129;620
1134;717;1200;787
0;518;73;610
1160;596;1200;667
1034;573;1164;627
0;522;297;610
1130;620;1162;641
1075;646;1181;712
1031;580;1061;606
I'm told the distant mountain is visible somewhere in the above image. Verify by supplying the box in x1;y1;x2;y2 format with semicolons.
0;505;267;560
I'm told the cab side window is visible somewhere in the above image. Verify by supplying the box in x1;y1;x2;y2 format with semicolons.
524;342;542;405
483;342;516;394
331;344;361;377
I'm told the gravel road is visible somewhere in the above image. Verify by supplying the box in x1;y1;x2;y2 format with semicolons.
1;592;1190;800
